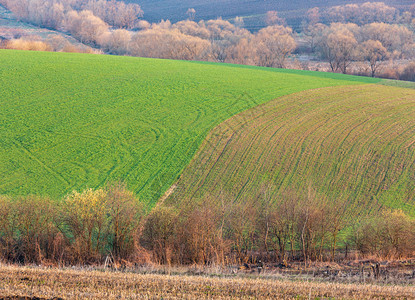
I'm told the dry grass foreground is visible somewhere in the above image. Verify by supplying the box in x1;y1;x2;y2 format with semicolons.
0;265;414;299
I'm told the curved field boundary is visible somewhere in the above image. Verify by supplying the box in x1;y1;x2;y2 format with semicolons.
0;50;378;205
166;85;415;215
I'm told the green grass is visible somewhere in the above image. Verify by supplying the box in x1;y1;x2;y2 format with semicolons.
166;85;415;216
0;50;379;205
190;61;382;83
379;79;415;89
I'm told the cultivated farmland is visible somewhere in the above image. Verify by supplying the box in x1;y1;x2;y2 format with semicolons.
166;85;415;216
0;50;378;205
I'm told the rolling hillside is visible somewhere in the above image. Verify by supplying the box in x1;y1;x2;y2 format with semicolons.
165;84;415;216
0;50;378;205
129;0;414;30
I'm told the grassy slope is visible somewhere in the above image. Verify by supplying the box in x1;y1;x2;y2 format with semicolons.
0;50;378;205
379;79;415;89
166;85;415;216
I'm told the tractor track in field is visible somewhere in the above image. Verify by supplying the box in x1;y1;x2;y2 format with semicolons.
166;85;415;215
0;50;390;201
12;139;71;187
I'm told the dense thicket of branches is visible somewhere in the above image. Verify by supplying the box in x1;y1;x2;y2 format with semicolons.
304;20;415;76
307;2;415;26
0;34;98;53
0;0;142;29
0;183;144;264
0;1;414;266
0;0;298;67
0;184;413;266
1;1;415;80
316;2;399;25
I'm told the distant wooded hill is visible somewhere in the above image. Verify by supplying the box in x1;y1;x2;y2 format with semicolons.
125;0;414;30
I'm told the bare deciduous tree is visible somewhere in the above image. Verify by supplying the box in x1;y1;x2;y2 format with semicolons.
101;29;131;55
361;23;413;58
352;210;415;258
141;206;178;265
61;188;108;263
65;10;109;45
186;8;196;21
173;20;210;39
255;25;296;68
265;11;285;26
130;28;210;61
307;7;320;25
325;2;398;25
225;38;256;65
303;23;327;53
319;27;357;73
359;39;388;77
104;182;144;259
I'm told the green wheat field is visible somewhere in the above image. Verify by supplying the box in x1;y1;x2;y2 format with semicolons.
2;50;413;214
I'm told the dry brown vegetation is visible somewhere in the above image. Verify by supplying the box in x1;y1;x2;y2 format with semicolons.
0;36;98;53
3;38;52;51
0;182;146;265
0;182;413;267
0;33;100;53
0;264;413;299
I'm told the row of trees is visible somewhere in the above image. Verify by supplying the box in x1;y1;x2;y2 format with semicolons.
119;21;297;68
0;0;143;30
0;183;143;264
304;22;415;75
306;2;408;26
147;190;414;265
72;0;143;29
145;191;349;265
3;0;411;30
0;183;413;266
0;0;294;68
1;0;415;80
101;18;414;76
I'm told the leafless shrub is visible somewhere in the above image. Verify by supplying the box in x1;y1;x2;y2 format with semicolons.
14;195;60;264
100;29;131;55
60;188;108;263
399;61;415;81
141;206;178;265
179;201;230;264
5;39;52;51
65;10;109;45
104;181;144;260
80;0;143;29
0;196;17;262
352;210;415;259
129;28;210;61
